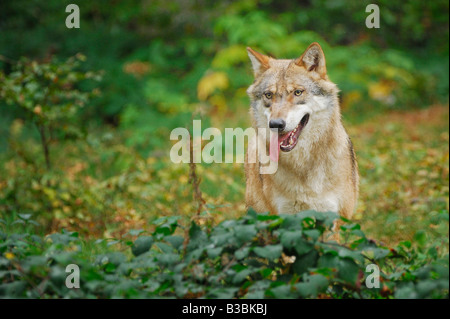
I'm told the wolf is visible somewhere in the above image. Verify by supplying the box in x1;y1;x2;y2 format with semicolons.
244;42;359;225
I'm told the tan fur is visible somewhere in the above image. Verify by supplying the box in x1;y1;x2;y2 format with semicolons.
244;43;359;223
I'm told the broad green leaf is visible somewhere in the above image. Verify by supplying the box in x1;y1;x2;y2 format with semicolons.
269;283;295;299
131;236;153;256
235;247;250;260
280;230;302;249
234;225;257;244
253;245;282;260
293;250;319;275
165;236;184;250
232;268;253;284
207;247;223;258
294;274;329;298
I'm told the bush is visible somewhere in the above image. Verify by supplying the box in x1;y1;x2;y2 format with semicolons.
0;54;102;169
0;210;448;298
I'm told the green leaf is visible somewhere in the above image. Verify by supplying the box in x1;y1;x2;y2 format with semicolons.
107;240;120;247
303;229;321;241
256;214;280;221
269;283;295;299
18;214;32;220
232;268;253;284
165;236;184;250
300;210;338;228
364;247;391;260
155;242;175;254
187;222;207;250
338;248;364;263
0;281;27;297
293;250;319;275
245;290;265;299
338;258;360;284
413;230;427;247
210;233;230;246
127;229;144;237
280;230;302;249
105;252;127;266
207;287;239;299
131;236;153;256
394;283;418;299
253;245;282;260
318;253;359;284
245;280;271;299
207;247;223;258
154;217;179;236
235;247;250;260
234;225;257;244
294;274;329;298
260;268;273;278
294;239;314;256
416;280;438;298
280;215;304;230
186;248;204;262
157;253;180;267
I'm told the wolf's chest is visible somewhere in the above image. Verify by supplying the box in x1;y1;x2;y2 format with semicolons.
271;183;340;215
273;193;339;214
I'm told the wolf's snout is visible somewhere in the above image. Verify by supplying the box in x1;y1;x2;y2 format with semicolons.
269;119;286;131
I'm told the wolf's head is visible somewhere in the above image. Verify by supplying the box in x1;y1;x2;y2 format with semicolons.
247;42;339;156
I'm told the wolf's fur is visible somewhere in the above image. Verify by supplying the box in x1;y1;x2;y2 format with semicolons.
245;43;359;220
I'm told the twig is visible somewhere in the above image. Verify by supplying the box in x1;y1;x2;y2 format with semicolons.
37;124;51;170
188;131;205;216
11;260;45;298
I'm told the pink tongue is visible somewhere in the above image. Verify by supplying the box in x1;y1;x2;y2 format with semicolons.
270;132;280;162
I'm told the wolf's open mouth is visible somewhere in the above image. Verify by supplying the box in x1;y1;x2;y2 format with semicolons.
279;114;309;152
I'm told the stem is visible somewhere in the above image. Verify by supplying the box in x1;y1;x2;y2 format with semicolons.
188;131;205;215
37;124;51;170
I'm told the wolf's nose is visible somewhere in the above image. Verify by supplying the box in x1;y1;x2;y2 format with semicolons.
269;119;286;131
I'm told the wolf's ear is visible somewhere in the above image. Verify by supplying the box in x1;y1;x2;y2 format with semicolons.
247;47;270;77
295;42;327;79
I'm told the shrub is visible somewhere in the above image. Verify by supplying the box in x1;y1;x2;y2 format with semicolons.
0;54;102;169
0;210;448;298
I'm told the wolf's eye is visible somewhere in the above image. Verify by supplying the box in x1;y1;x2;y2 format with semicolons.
294;89;304;96
264;92;273;99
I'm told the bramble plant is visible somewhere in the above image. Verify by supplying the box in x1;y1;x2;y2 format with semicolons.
0;54;102;169
0;210;448;299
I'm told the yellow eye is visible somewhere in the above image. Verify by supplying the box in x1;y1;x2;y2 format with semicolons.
294;89;303;96
264;92;273;99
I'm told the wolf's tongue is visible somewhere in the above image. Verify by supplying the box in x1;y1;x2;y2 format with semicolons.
270;132;280;162
270;131;292;161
